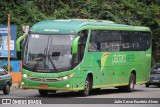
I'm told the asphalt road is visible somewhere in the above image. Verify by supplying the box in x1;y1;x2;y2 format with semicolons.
0;85;160;107
0;84;160;98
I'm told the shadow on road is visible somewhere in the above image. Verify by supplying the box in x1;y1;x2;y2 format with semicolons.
32;88;144;98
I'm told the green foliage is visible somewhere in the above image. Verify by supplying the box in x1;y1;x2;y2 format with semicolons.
0;0;46;36
0;0;160;62
2;64;13;71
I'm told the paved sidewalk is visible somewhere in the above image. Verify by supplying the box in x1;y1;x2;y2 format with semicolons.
11;83;21;91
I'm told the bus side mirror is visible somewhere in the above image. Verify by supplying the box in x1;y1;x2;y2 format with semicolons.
72;36;80;54
16;26;30;52
16;34;27;52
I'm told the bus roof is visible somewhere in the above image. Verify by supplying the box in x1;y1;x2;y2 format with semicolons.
30;19;150;34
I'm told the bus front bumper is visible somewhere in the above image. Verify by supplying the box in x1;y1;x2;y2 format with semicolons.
22;77;84;91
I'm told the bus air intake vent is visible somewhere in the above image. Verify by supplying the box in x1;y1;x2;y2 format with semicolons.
28;76;59;82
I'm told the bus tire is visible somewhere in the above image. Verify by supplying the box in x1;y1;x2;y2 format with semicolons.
79;77;91;96
38;90;48;96
125;73;135;92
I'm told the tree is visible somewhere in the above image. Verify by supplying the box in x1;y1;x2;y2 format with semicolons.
0;0;160;62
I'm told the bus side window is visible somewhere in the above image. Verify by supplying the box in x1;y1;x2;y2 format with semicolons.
89;30;99;52
121;32;132;51
90;30;121;52
132;32;141;51
99;30;110;51
109;31;121;52
141;32;150;51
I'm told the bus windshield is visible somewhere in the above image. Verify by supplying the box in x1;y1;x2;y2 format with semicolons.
23;34;75;73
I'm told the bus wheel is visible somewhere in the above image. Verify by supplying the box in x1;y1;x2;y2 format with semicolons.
79;77;91;96
38;90;48;96
125;73;135;92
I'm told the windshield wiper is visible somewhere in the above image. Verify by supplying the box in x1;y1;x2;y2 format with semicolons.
32;48;47;71
32;57;45;71
48;55;57;72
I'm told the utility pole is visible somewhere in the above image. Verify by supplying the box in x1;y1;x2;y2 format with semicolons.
7;14;11;72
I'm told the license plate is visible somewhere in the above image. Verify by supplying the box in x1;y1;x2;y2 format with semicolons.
40;84;48;88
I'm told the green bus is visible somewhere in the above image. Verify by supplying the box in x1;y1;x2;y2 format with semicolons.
17;19;151;96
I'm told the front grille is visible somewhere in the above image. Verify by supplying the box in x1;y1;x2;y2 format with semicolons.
28;76;59;82
28;77;42;81
45;78;59;82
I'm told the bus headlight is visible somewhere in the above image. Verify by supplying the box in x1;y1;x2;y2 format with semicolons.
62;76;68;80
23;74;28;78
57;73;74;81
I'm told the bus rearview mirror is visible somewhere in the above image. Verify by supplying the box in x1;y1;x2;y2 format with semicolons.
16;33;27;52
72;36;80;54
